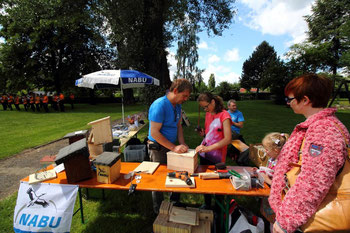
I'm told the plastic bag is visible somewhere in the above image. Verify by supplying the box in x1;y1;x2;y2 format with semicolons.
228;201;264;233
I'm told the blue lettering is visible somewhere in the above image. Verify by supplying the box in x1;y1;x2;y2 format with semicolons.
27;215;38;227
19;214;31;225
38;216;50;227
49;217;62;228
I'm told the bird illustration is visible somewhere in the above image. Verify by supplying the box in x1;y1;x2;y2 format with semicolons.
26;188;49;208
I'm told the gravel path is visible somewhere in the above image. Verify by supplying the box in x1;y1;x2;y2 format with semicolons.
0;113;147;201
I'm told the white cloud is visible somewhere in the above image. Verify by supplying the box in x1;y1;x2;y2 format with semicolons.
202;64;240;85
224;48;240;62
239;0;314;45
198;41;208;49
208;54;220;64
166;49;177;80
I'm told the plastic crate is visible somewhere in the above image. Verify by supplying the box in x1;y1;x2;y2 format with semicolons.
123;144;146;162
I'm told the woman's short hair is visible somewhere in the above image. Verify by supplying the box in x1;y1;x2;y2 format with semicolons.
284;73;332;108
197;92;224;113
169;79;192;93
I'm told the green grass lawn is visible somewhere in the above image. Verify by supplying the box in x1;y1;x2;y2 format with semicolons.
1;100;350;232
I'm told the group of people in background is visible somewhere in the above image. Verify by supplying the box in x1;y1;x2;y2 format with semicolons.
0;92;75;112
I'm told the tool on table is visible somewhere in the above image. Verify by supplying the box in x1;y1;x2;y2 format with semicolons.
128;171;141;195
229;169;242;179
191;172;231;179
167;171;193;185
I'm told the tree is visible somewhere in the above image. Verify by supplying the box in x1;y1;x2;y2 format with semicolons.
305;0;350;76
100;0;235;104
240;41;278;97
0;0;111;93
208;74;216;90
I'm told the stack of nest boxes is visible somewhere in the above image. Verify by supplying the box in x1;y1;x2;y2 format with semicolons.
87;116;113;159
153;201;213;233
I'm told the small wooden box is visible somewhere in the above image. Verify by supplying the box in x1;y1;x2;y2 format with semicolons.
55;138;92;183
87;116;113;145
167;149;198;173
63;130;88;144
93;152;121;184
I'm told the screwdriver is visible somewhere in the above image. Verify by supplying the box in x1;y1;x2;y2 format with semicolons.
229;169;242;179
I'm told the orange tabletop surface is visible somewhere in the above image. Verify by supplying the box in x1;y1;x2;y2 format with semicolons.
22;163;270;197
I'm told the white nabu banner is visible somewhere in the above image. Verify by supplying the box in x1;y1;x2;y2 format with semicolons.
14;181;78;233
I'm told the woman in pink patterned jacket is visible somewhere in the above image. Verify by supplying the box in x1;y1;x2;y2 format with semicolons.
269;74;350;233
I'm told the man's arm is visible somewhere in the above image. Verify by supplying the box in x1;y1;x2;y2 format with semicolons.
177;113;186;146
150;121;188;153
232;121;243;128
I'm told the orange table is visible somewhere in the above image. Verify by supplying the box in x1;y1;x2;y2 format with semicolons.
22;163;270;232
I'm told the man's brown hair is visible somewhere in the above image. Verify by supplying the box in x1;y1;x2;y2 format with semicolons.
169;79;192;93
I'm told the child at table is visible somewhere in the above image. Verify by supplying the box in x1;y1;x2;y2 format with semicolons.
259;132;289;226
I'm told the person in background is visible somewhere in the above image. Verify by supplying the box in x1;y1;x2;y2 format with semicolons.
52;93;58;111
147;78;192;214
269;73;350;233
14;94;21;111
42;93;49;113
227;99;245;140
22;94;28;111
7;93;13;110
1;93;8;110
29;93;35;112
258;132;290;230
226;99;250;165
69;93;75;109
195;92;232;209
35;94;41;112
58;92;65;112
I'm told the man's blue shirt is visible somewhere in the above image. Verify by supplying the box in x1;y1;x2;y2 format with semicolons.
229;110;244;134
148;95;181;143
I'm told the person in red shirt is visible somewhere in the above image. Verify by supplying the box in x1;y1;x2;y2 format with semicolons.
7;94;14;110
58;93;65;112
22;95;28;111
52;93;59;111
195;92;232;210
42;93;49;112
14;94;21;111
35;94;41;112
29;93;35;112
1;93;8;110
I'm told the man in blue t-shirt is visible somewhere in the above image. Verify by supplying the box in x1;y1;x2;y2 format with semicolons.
227;99;244;138
148;78;192;214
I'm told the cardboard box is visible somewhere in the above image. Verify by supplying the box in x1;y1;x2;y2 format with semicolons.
94;152;121;184
167;149;198;173
55;138;92;183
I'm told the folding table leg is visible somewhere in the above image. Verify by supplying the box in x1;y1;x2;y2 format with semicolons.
73;188;85;224
214;195;230;233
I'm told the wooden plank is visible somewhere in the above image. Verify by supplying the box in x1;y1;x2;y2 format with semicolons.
169;206;198;226
165;176;195;188
186;207;214;224
231;139;249;152
133;161;160;174
29;169;57;184
87;116;113;145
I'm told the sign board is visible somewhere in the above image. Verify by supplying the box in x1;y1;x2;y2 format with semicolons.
14;182;78;233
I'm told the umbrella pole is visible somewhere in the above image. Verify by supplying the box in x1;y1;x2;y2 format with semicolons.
121;83;125;124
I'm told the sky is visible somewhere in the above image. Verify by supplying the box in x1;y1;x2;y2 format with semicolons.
167;0;315;85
